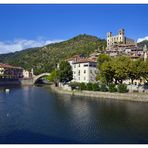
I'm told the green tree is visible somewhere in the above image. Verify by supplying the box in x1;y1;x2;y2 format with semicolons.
129;59;146;84
47;69;58;85
97;54;111;70
100;60;115;84
113;56;131;84
58;61;73;83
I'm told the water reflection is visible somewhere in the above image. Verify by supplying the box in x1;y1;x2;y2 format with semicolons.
0;85;148;143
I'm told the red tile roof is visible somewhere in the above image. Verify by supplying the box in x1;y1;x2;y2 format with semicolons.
0;63;22;69
73;58;97;64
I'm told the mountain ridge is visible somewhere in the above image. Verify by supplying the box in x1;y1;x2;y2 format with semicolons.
0;34;106;74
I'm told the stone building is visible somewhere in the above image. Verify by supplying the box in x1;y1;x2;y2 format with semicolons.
107;29;136;48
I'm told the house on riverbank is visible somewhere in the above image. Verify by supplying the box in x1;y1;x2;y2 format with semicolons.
67;55;98;83
0;63;23;79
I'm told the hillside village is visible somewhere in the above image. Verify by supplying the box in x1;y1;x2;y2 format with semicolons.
65;29;148;87
0;29;148;92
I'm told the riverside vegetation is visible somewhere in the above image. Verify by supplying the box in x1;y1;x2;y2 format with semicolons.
48;54;148;94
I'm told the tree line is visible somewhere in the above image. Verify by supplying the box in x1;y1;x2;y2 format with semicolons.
97;54;148;85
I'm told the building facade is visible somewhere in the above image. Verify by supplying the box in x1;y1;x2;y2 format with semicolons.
23;68;34;79
0;63;23;79
67;56;98;83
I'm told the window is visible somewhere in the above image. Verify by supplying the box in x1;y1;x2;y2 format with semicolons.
84;77;86;80
84;70;86;73
78;70;80;76
74;65;76;68
90;70;92;73
84;64;88;67
79;64;80;67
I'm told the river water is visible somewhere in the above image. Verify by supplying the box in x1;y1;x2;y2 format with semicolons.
0;85;148;144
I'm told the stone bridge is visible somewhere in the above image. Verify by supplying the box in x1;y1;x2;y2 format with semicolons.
21;73;50;85
33;73;50;84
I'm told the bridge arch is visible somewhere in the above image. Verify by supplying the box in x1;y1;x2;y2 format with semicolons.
33;73;50;84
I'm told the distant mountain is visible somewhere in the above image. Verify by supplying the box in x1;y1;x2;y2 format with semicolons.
137;40;148;49
0;34;106;74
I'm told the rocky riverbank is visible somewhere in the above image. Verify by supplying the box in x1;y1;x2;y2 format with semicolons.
50;85;148;102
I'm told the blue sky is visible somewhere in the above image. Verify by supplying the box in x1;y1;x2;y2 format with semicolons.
0;4;148;53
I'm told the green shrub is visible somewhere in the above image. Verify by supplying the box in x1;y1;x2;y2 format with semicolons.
108;83;117;92
86;83;93;91
100;84;108;92
69;82;79;90
79;82;87;90
117;84;128;93
92;83;100;91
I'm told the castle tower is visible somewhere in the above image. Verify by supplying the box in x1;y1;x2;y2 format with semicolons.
107;32;112;47
118;29;125;44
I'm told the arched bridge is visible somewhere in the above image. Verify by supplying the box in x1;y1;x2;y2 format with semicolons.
33;73;50;84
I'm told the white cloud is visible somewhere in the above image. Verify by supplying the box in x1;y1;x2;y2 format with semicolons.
137;36;148;43
0;38;63;54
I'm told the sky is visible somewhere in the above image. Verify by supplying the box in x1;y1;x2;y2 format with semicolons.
0;4;148;54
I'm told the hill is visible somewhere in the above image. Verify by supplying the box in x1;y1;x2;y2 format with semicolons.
0;34;106;74
137;40;148;48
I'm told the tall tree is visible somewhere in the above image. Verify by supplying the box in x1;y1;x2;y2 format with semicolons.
58;61;73;83
47;69;58;85
113;56;131;84
97;54;111;70
100;61;115;84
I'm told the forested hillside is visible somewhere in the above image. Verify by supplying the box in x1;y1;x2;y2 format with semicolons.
0;34;106;74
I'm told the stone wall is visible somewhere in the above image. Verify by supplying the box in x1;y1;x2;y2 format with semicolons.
50;85;148;103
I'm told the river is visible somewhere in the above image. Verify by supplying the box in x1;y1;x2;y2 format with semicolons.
0;85;148;144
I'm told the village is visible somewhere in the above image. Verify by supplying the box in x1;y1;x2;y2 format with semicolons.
0;29;148;92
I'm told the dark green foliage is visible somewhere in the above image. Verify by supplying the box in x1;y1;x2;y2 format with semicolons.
92;83;100;91
97;54;111;70
86;83;93;90
69;82;79;90
47;69;58;85
58;61;73;83
0;34;106;75
117;84;128;93
100;84;108;92
108;83;117;92
79;82;87;90
98;55;148;85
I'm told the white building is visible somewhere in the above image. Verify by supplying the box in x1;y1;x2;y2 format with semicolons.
23;68;34;79
67;56;98;83
23;70;30;78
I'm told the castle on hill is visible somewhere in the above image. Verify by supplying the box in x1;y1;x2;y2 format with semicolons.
107;29;137;48
103;28;148;61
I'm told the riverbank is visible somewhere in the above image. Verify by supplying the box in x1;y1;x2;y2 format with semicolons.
50;85;148;102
